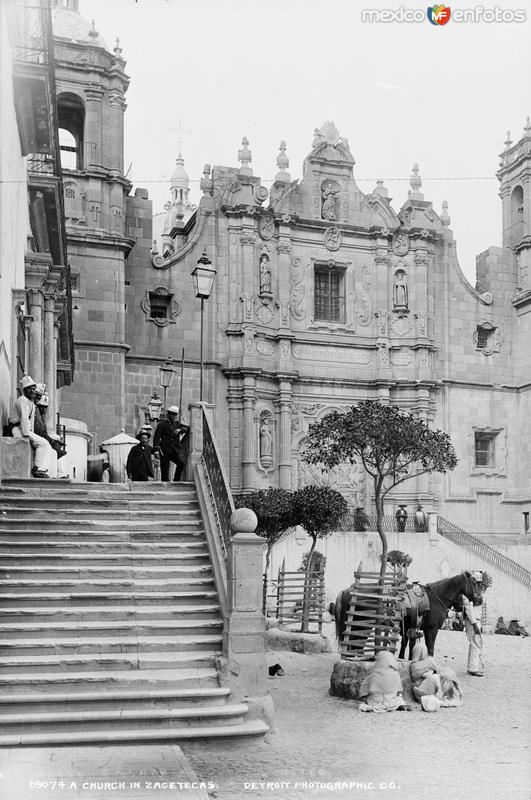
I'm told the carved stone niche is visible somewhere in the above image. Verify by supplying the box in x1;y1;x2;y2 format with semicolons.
392;267;409;318
321;179;341;221
257;410;275;473
258;251;273;304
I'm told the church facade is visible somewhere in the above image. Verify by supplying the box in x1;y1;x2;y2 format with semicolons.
49;4;530;536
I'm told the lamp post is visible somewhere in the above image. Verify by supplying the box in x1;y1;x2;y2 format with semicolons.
159;357;175;413
191;251;217;402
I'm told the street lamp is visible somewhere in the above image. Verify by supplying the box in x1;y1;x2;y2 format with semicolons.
159;357;175;413
191;251;217;402
147;391;162;423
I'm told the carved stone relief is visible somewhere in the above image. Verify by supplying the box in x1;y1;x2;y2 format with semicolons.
354;265;373;326
377;340;390;367
414;311;428;337
259;214;275;240
390;316;412;337
375;310;389;337
390;349;413;367
280;340;291;360
392;268;409;315
292;344;371;364
324;227;341;251
290;257;306;320
277;301;290;328
255;338;274;356
240;293;254;322
256;305;274;326
392;232;409;256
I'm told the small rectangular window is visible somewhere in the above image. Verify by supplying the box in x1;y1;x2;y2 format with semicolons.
149;294;170;320
314;266;345;323
474;433;495;468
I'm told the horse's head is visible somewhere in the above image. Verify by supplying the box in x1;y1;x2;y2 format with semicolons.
463;571;483;606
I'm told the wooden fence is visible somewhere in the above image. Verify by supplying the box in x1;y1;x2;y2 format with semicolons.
273;558;325;633
340;569;407;659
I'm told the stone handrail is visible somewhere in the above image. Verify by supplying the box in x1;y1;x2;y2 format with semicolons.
437;516;531;591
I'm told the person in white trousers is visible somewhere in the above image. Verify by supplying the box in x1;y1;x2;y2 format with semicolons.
10;375;52;478
462;572;484;676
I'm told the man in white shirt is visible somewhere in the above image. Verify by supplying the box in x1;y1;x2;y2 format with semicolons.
461;571;484;676
10;375;52;478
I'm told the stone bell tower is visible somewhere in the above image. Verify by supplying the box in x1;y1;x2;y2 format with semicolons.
51;1;133;442
498;119;531;294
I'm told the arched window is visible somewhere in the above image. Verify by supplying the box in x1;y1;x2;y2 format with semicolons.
57;92;84;171
59;129;78;170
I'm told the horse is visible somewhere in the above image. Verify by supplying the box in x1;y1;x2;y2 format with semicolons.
330;571;482;660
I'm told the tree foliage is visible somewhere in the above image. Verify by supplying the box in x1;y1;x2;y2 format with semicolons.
302;401;457;581
291;485;347;632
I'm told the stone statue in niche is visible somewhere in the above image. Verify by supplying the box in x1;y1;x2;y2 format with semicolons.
259;418;273;469
259;254;272;295
393;269;409;311
321;182;339;220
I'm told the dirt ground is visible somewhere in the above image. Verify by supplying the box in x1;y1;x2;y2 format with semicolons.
182;625;530;800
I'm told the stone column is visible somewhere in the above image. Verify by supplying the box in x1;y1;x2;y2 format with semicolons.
225;508;271;715
241;375;256;490
84;89;103;169
28;288;43;382
51;307;63;426
277;377;292;489
109;92;125;174
43;292;56;423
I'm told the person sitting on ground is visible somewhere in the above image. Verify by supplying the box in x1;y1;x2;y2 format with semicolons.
495;616;511;635
508;619;529;637
410;642;463;710
9;375;52;478
126;429;154;482
153;406;189;482
359;651;408;713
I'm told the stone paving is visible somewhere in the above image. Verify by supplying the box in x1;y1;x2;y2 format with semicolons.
183;626;530;800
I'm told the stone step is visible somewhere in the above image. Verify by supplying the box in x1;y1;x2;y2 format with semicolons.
0;634;223;656
0;590;219;607
0;480;195;493
0;619;223;638
0;718;269;746
0;540;208;554
0;564;213;580
0;650;220;674
0;576;215;593
0;507;200;520
0;529;206;542
0;665;220;694
0;516;202;529
0;685;231;713
0;551;210;567
0;498;200;510
0;603;221;620
0;702;248;735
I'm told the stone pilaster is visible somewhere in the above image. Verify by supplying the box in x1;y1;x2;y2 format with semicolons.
109;91;125;175
84;88;104;169
241;375;256;490
43;290;56;423
276;377;292;490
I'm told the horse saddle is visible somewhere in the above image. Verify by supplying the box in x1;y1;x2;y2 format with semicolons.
401;583;430;617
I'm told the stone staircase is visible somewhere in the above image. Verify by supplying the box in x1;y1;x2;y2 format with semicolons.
0;481;268;746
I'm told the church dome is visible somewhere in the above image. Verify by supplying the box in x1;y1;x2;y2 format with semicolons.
171;155;189;189
52;6;109;50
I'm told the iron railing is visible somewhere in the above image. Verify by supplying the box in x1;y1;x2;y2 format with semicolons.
437;516;531;591
201;408;235;553
337;513;427;534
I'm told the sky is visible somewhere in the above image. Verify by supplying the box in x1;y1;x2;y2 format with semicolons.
79;0;530;283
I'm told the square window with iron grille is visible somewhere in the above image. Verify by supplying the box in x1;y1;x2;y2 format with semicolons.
149;291;171;320
474;433;496;468
314;265;345;323
476;325;494;350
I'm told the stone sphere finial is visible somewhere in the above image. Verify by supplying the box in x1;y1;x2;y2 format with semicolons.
89;19;99;38
504;130;513;149
231;507;258;534
524;117;531;135
275;140;291;183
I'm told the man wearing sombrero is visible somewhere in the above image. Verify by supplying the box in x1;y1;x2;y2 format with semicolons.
10;375;52;478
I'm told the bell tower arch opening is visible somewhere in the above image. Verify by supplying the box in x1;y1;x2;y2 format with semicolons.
57;92;84;171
